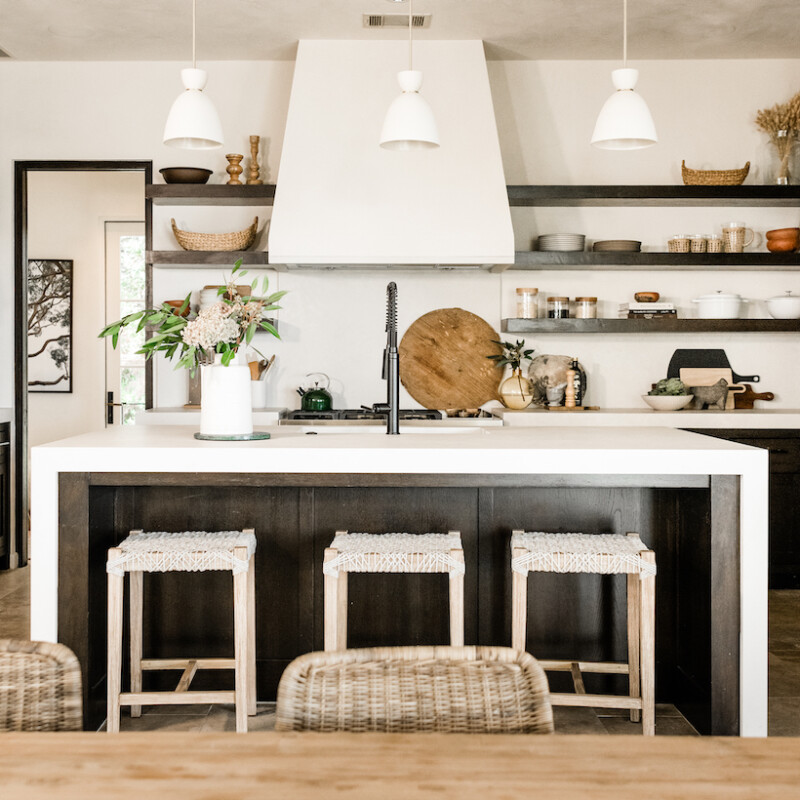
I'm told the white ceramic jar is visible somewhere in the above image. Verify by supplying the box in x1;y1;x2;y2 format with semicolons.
765;291;800;319
691;291;748;319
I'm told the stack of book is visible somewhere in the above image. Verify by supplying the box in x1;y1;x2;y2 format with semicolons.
618;302;677;319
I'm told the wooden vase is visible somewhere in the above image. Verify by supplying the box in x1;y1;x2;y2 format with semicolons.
225;154;244;185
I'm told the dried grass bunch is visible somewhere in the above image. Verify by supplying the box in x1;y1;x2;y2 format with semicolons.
755;91;800;181
755;91;800;140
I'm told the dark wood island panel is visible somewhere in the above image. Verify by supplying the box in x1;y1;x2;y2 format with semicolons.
57;471;738;735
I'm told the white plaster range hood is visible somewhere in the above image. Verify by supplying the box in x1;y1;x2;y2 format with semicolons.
268;40;514;269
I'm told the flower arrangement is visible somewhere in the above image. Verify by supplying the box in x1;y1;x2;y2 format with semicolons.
99;260;286;373
755;91;800;183
486;339;534;375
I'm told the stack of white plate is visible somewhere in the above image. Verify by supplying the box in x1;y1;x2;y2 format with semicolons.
537;233;585;252
592;239;642;252
199;287;223;310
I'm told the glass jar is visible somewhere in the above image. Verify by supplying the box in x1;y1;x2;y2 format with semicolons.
547;296;570;319
515;287;538;318
574;297;597;319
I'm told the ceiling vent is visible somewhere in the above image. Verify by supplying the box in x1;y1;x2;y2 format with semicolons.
363;14;431;28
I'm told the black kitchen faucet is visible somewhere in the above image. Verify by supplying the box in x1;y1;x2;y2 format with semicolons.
367;282;400;434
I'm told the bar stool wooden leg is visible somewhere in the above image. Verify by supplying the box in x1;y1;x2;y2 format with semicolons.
627;570;641;722
323;547;341;651
129;570;143;718
511;544;528;652
233;546;249;733
449;544;465;647
106;547;124;734
640;550;656;736
246;552;257;716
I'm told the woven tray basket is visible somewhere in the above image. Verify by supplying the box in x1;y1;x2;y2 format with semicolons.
681;160;750;186
171;217;258;251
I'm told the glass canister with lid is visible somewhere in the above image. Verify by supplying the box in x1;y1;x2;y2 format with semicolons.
547;296;570;319
516;287;539;318
574;297;597;319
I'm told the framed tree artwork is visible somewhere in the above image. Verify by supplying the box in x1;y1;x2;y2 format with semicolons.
27;258;73;393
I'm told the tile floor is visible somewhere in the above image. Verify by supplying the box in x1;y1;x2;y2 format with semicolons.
2;566;797;735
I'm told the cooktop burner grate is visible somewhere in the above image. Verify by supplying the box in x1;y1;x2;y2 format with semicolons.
284;409;442;421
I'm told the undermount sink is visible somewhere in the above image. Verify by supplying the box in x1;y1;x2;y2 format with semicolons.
295;424;486;436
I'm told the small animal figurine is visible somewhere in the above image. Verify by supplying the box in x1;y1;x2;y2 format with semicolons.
689;378;729;410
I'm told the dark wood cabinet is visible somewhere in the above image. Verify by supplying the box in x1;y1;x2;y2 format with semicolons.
0;422;9;569
687;429;800;589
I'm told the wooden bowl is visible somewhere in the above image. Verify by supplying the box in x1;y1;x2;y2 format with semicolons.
159;167;213;184
164;299;191;317
766;237;798;253
634;292;660;303
766;227;800;239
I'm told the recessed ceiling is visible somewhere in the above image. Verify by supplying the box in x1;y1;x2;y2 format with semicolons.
0;0;797;61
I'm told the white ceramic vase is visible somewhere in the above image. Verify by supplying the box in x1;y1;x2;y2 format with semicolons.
200;352;253;436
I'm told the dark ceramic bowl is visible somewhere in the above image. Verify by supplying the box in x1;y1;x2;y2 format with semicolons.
159;167;213;184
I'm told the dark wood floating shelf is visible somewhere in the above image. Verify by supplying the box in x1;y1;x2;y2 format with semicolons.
506;185;800;207
502;318;800;334
493;251;800;272
146;184;276;206
147;250;272;267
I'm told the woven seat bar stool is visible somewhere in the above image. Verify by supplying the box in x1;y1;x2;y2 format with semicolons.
275;645;554;734
323;531;465;651
106;529;257;733
0;639;83;731
511;530;657;735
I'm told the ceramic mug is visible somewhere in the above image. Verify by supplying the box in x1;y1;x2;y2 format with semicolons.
722;222;756;253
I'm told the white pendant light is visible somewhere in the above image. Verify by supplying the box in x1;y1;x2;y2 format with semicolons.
591;0;657;150
380;0;439;150
163;0;223;150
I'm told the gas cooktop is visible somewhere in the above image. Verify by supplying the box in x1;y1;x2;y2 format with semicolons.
283;408;442;422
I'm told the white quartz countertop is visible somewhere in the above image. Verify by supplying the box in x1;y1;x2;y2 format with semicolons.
29;422;770;736
497;408;800;429
31;423;766;477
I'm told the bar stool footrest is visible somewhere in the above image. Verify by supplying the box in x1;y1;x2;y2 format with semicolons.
119;690;235;706
538;659;630;675
141;658;236;671
549;692;643;710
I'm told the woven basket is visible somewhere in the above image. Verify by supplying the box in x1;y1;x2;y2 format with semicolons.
171;217;258;251
681;160;750;186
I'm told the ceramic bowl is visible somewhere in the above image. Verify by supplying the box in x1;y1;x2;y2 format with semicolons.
766;227;800;239
766;291;800;319
159;167;213;184
766;236;799;253
642;394;694;411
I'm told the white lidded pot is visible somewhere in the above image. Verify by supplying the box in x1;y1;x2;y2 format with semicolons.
765;291;800;319
692;290;748;319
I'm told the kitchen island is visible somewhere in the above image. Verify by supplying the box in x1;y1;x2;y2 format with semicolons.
30;425;768;735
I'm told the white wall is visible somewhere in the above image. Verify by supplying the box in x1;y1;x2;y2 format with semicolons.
3;56;800;414
27;171;144;446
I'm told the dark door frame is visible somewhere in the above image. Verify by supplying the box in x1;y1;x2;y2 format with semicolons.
13;160;152;568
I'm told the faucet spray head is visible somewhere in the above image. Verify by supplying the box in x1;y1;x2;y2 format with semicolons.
386;282;397;334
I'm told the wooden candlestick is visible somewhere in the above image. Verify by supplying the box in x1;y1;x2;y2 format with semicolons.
225;154;244;185
247;135;263;185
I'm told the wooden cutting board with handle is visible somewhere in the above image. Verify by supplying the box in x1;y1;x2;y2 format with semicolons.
734;384;775;409
679;368;743;410
399;308;503;409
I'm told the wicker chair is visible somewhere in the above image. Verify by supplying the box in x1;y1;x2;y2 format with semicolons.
0;639;83;731
275;645;554;734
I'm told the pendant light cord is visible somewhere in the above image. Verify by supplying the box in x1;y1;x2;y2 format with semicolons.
192;0;197;69
622;0;627;66
408;0;413;71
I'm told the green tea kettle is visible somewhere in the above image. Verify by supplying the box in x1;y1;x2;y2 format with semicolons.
299;372;333;412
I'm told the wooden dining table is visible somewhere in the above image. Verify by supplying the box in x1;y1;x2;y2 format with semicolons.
2;732;800;799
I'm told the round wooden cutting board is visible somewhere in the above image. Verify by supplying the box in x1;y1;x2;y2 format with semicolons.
399;308;503;409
